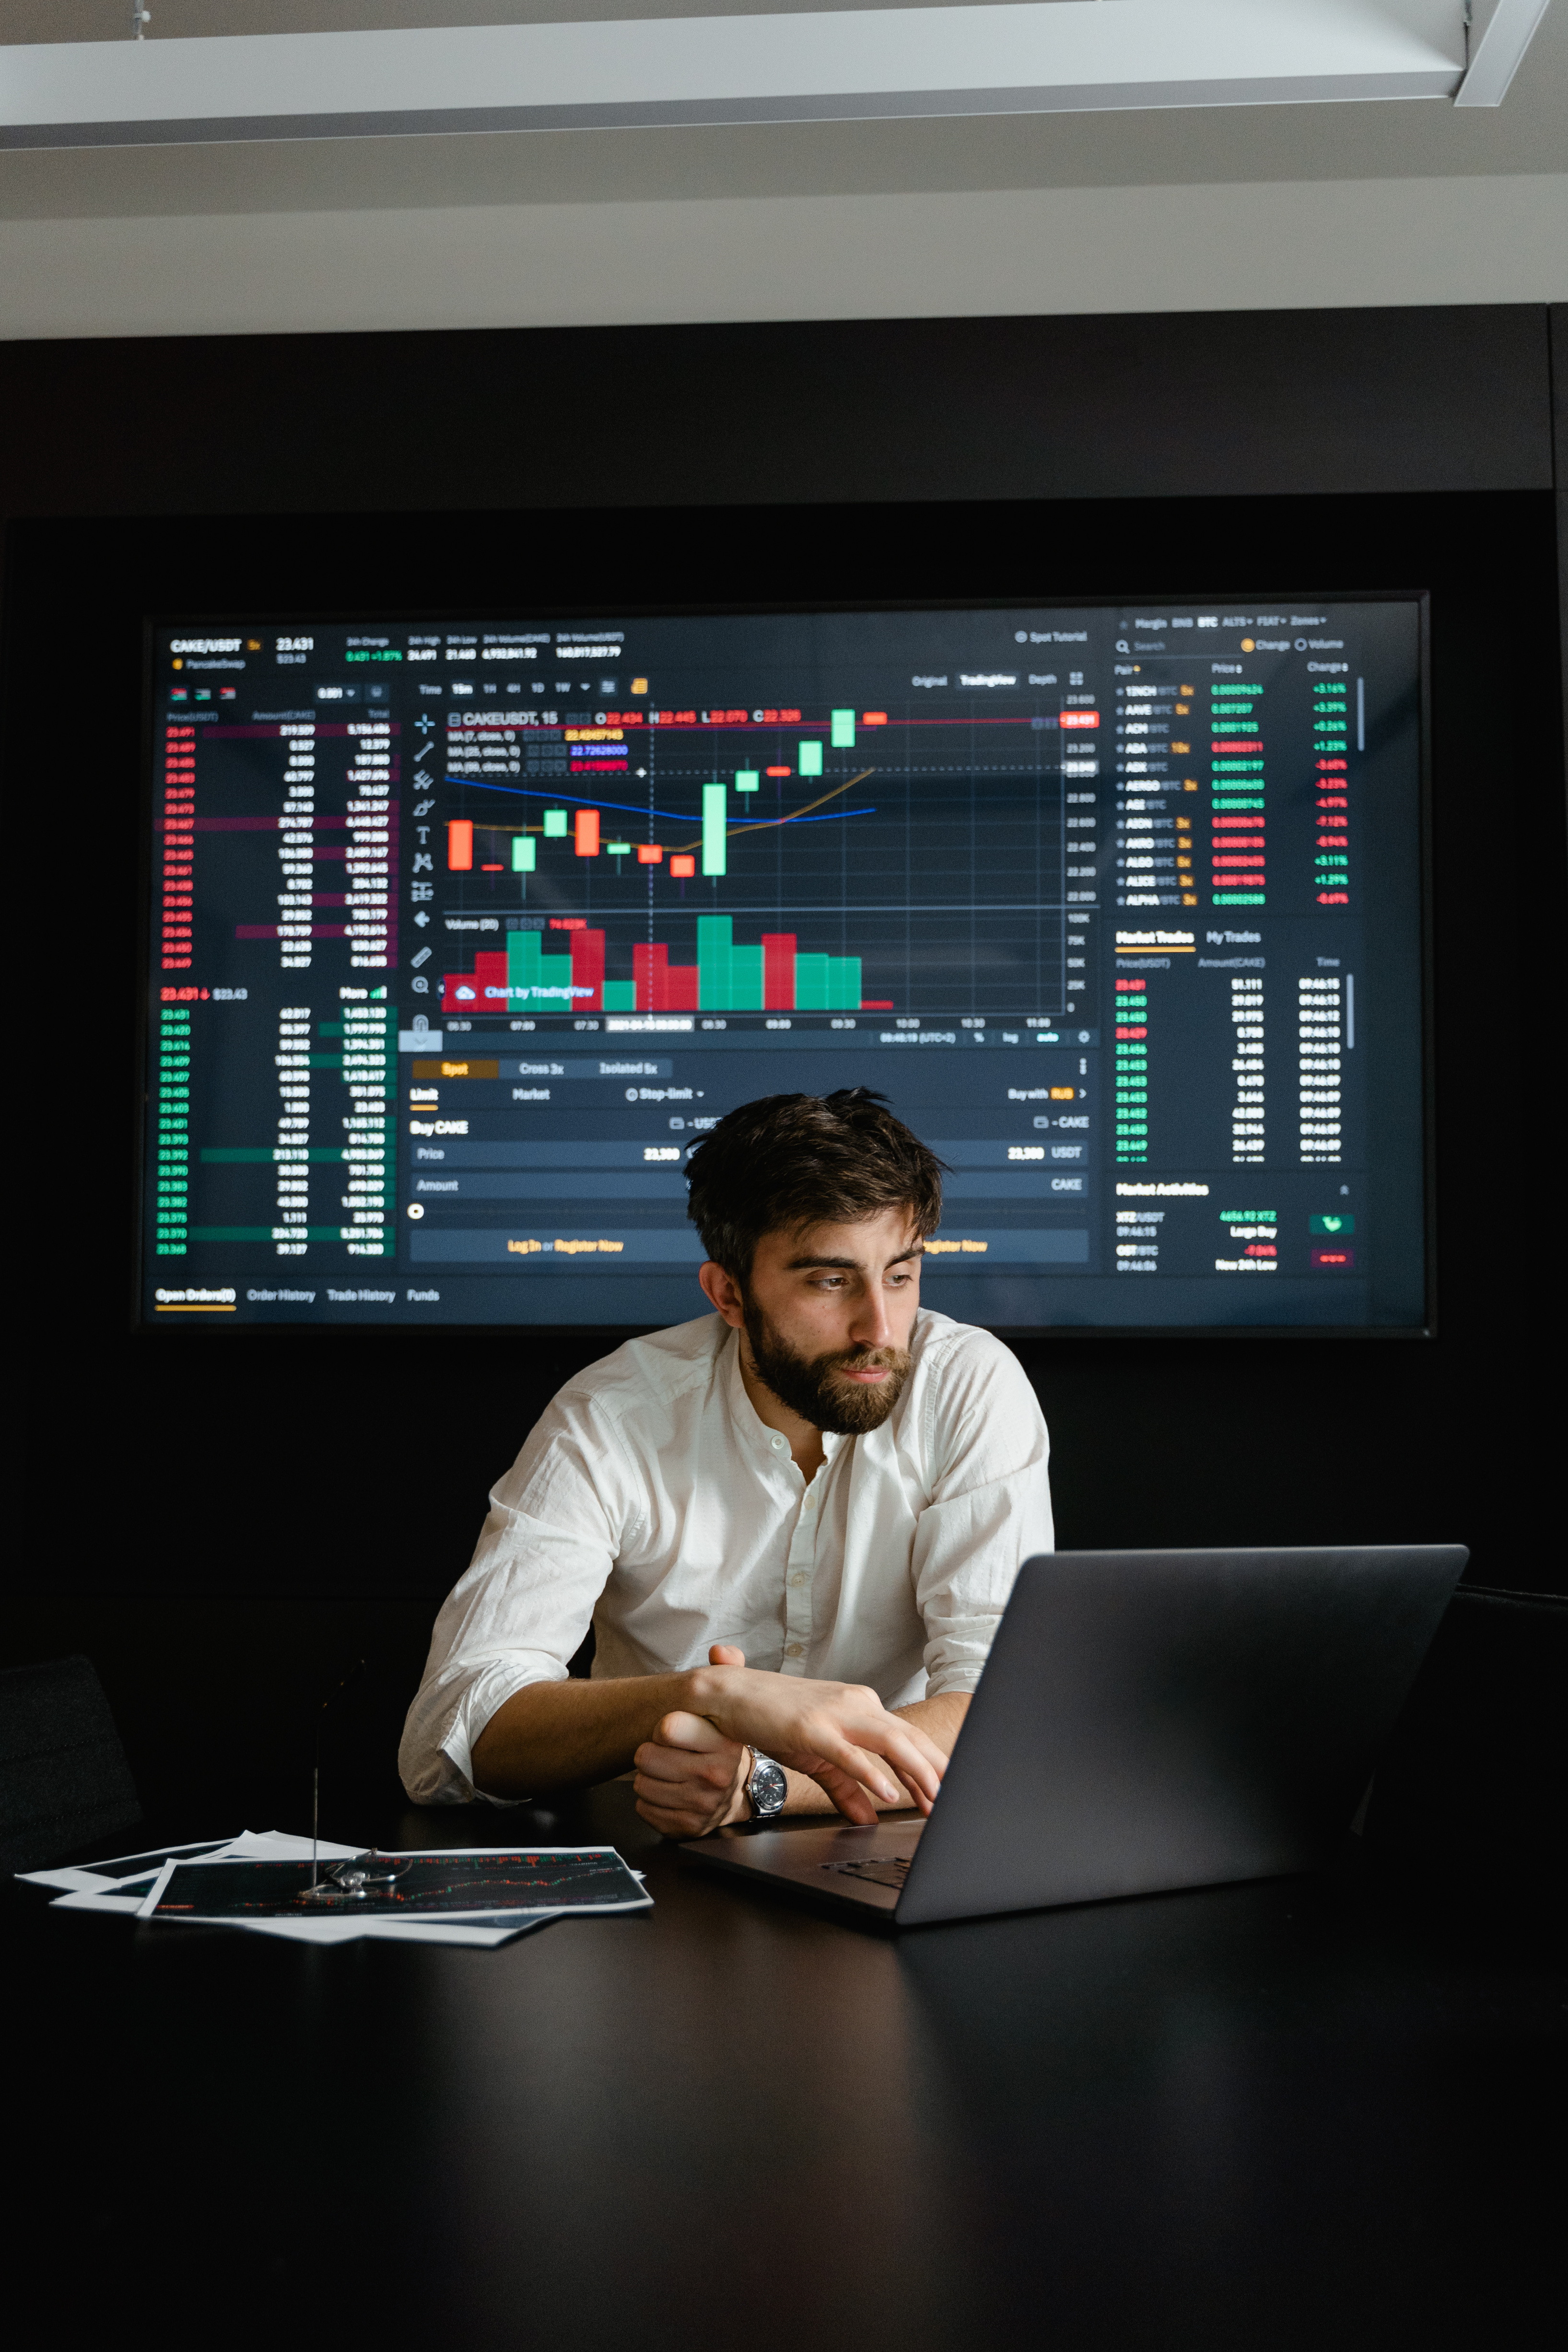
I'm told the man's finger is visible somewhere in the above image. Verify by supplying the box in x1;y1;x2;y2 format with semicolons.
789;1744;908;1813
830;1745;903;1806
843;1720;946;1803
840;1746;931;1814
790;1747;928;1820
890;1767;934;1815
793;1724;912;1803
709;1643;747;1667
805;1763;881;1825
785;1722;938;1809
851;1714;948;1783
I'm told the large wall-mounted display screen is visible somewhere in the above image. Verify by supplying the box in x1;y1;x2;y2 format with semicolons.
142;597;1427;1331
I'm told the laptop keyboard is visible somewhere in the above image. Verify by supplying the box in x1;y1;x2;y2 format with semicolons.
823;1856;911;1889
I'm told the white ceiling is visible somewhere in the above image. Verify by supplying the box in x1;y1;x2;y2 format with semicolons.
1;0;1563;334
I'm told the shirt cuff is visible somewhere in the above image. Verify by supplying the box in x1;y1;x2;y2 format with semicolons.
439;1749;529;1808
408;1658;566;1806
923;1668;985;1699
414;1746;530;1808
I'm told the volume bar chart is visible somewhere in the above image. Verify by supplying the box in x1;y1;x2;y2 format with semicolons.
444;918;874;1014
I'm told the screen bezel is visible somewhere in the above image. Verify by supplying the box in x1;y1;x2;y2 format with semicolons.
133;581;1436;1342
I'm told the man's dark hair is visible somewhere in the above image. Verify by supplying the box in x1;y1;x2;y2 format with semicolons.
686;1089;945;1280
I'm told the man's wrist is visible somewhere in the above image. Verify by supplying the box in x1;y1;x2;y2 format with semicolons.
685;1660;739;1717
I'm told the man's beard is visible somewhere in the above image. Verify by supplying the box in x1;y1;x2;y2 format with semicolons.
741;1302;913;1436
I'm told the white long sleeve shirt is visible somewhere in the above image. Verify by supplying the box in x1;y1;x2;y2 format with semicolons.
399;1307;1053;1804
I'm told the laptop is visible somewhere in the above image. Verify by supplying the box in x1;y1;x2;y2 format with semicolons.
679;1545;1468;1928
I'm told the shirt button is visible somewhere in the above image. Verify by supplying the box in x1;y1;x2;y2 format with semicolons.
788;1572;808;1588
770;1434;787;1453
784;1641;804;1659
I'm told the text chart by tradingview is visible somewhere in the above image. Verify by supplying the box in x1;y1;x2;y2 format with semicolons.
143;599;1427;1329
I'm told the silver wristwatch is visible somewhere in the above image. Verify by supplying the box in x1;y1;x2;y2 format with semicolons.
745;1746;787;1819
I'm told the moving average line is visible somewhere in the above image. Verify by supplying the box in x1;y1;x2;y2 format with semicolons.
448;767;878;847
667;770;878;853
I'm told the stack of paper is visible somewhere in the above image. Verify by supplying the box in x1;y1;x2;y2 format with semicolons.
20;1830;652;1947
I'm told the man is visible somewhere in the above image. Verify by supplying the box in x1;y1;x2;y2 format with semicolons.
400;1088;1053;1836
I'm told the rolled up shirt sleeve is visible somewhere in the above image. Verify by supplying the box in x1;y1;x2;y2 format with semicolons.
911;1331;1053;1697
398;1392;634;1804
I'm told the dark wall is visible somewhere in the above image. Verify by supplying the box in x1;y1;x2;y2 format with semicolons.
4;305;1565;1819
0;307;1555;518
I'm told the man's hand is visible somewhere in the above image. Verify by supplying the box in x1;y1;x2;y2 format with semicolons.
631;1643;948;1835
473;1644;962;1822
631;1657;751;1838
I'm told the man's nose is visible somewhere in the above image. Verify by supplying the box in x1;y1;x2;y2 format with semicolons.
848;1288;895;1348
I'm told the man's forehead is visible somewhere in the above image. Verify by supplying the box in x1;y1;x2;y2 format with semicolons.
763;1212;924;1268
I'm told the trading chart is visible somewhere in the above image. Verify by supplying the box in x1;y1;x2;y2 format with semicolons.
143;599;1427;1330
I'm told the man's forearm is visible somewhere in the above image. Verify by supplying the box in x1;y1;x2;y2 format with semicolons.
898;1689;971;1754
776;1690;971;1814
471;1672;702;1797
475;1662;964;1821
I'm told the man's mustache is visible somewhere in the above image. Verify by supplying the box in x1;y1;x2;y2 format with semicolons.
825;1346;910;1374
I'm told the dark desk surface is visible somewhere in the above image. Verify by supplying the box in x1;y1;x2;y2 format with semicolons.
12;1784;1563;2351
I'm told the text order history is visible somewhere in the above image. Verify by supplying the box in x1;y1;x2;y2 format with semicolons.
143;600;1426;1329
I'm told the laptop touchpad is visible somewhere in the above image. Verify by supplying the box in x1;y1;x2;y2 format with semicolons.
824;1856;913;1889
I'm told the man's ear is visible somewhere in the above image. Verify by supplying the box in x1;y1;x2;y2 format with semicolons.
699;1259;746;1329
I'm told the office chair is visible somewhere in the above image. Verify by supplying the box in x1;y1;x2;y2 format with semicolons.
0;1654;142;1872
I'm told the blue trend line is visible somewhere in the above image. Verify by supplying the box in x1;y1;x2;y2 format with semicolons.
446;775;876;828
772;807;878;825
448;777;690;821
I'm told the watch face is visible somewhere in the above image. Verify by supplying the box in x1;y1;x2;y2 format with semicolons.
751;1761;788;1815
